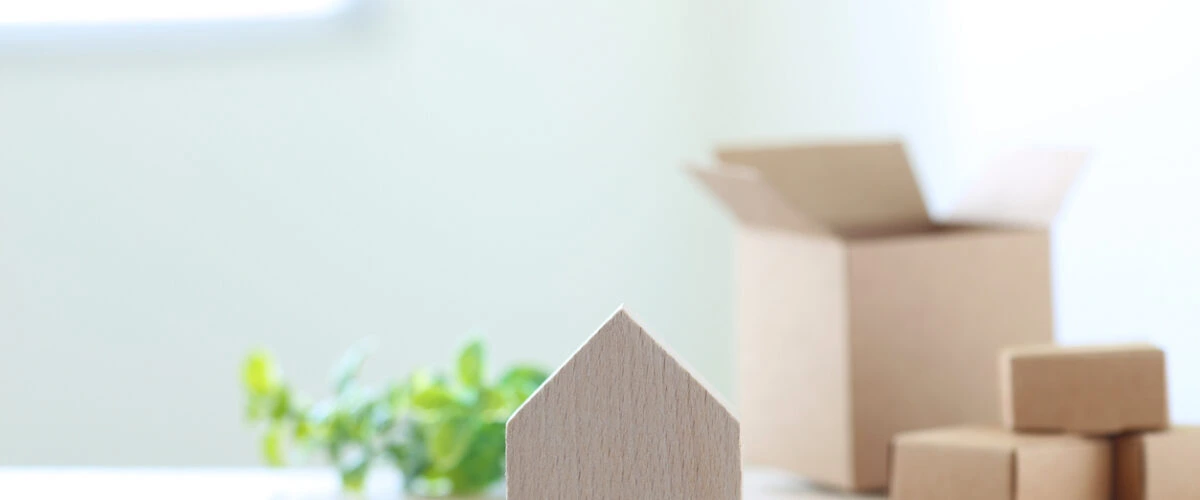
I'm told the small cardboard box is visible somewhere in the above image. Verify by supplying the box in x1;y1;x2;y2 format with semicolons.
1001;344;1168;434
689;141;1086;490
1115;427;1200;500
889;426;1111;500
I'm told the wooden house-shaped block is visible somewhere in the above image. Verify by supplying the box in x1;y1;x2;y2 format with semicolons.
689;141;1086;491
506;308;741;499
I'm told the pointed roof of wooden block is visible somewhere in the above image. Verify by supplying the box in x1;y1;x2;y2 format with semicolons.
506;307;741;499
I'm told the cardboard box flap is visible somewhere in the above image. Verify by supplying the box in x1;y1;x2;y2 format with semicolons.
716;141;933;237
688;164;830;235
946;149;1088;229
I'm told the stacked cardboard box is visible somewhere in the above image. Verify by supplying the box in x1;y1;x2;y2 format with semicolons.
891;344;1198;500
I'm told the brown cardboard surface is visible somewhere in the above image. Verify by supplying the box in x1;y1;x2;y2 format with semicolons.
1115;427;1200;500
890;427;1111;500
848;229;1053;488
890;437;1013;500
1116;433;1146;500
690;141;1080;491
1015;442;1111;500
737;228;853;487
1001;344;1168;434
689;165;826;234
715;141;932;237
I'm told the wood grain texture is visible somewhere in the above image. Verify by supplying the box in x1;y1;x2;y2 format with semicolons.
506;308;741;500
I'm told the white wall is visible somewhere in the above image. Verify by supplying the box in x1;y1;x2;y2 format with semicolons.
0;0;734;465
711;1;1200;423
4;0;1199;467
942;1;1200;424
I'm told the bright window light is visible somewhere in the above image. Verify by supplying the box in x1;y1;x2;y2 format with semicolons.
0;0;349;26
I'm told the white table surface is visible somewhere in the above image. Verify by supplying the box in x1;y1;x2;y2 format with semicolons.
0;468;883;499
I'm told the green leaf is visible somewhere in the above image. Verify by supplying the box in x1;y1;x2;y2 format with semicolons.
445;421;506;494
328;406;358;443
241;340;529;497
456;340;485;389
387;420;431;480
262;424;286;466
386;381;410;412
426;416;480;472
246;394;267;421
497;364;550;402
294;419;313;440
498;364;549;387
411;384;457;412
409;368;436;392
243;349;280;396
270;386;292;420
383;442;407;465
477;388;509;417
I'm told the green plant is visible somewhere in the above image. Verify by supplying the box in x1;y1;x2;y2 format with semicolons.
241;340;549;496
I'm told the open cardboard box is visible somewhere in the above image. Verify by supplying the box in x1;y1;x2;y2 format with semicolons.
690;141;1087;490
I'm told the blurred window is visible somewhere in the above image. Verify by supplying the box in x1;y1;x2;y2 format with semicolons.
0;0;348;25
